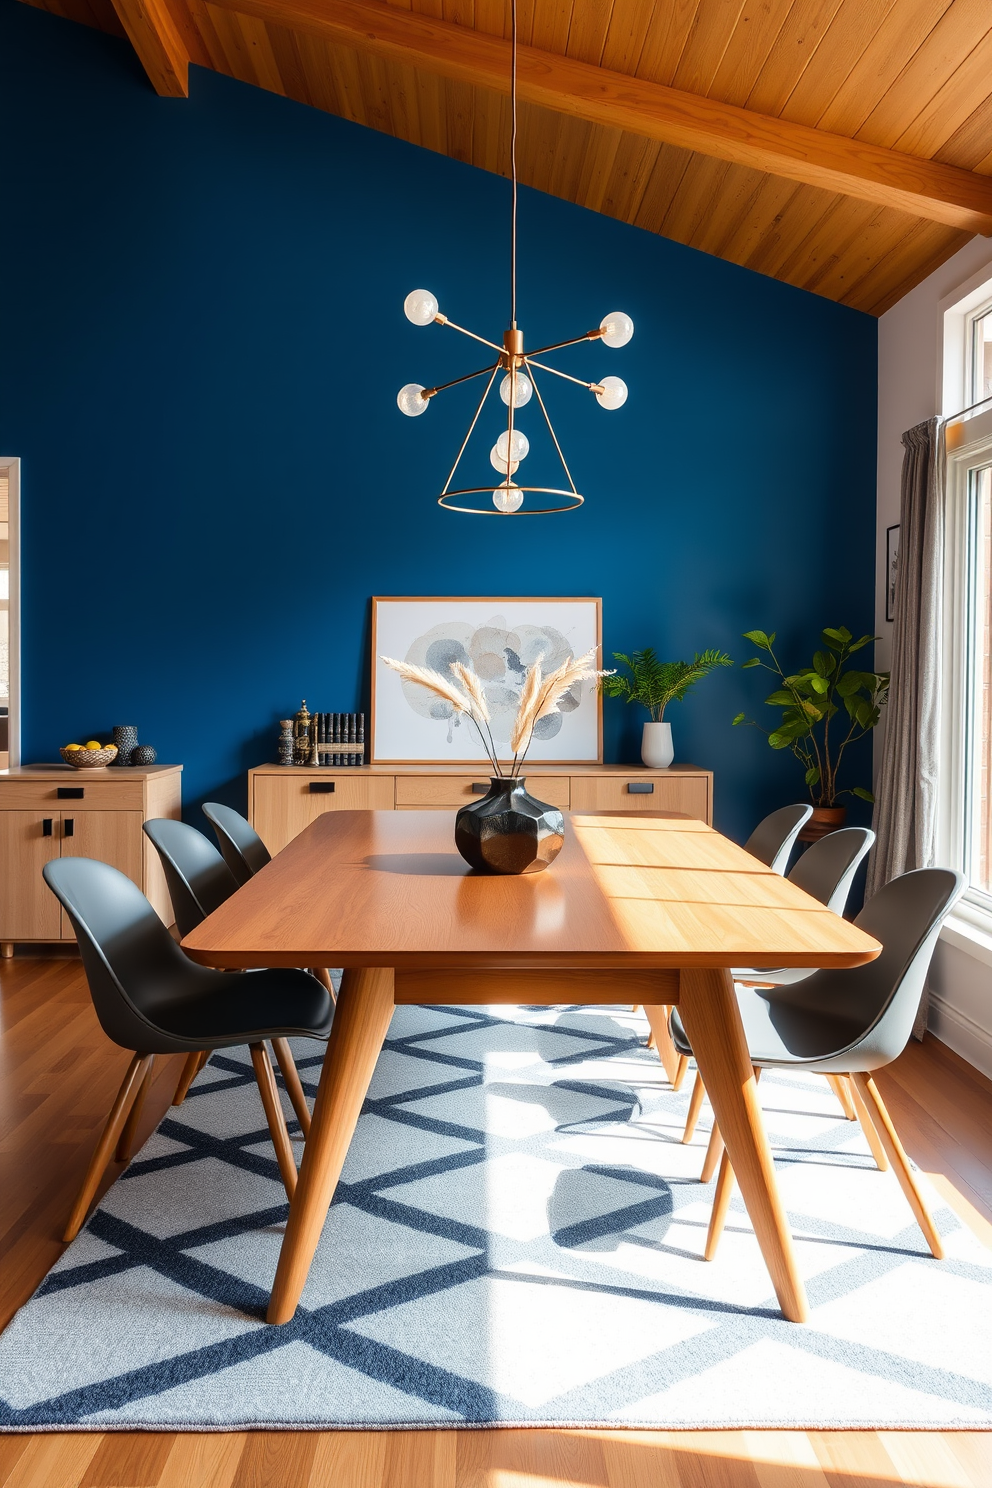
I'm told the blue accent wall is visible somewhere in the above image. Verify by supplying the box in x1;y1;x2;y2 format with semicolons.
0;0;878;842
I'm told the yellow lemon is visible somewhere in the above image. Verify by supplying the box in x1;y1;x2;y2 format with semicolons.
64;743;81;751
85;740;102;751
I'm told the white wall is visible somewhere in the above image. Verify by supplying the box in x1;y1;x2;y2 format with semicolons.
877;235;992;1079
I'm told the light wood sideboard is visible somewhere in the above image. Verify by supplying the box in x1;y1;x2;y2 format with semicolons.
0;764;182;953
248;763;713;856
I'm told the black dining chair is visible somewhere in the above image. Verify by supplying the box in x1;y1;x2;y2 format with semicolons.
668;867;965;1261
43;856;334;1242
202;802;271;887
143;818;313;1135
681;826;877;1144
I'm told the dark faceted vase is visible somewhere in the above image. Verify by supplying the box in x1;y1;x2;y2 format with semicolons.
110;725;138;767
454;777;565;875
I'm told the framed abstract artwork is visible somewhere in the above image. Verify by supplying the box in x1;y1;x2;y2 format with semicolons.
886;524;900;623
370;596;603;764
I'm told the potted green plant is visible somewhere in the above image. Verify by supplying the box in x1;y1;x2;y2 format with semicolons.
733;626;889;837
602;648;734;767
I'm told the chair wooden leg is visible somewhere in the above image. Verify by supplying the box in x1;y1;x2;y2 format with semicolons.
704;1149;737;1259
64;1054;153;1243
172;1050;207;1106
848;1074;890;1172
271;1037;312;1138
642;1005;685;1088
683;1071;706;1143
826;1073;857;1120
851;1072;944;1259
311;967;336;1002
115;1055;155;1162
250;1042;298;1200
701;1120;724;1183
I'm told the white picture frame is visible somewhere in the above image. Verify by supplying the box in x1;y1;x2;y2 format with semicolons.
371;596;603;765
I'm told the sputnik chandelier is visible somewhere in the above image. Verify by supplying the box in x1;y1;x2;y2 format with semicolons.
395;0;633;515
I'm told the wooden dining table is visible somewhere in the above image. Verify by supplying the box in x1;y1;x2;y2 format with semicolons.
182;807;881;1326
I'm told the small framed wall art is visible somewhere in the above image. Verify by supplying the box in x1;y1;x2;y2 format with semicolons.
886;524;900;623
371;596;603;765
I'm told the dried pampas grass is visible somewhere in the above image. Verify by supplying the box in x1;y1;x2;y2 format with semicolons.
509;661;543;755
381;657;473;718
450;662;491;725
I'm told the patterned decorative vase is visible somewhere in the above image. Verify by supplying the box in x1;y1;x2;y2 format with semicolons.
799;804;846;843
130;744;157;766
454;777;565;875
110;725;139;767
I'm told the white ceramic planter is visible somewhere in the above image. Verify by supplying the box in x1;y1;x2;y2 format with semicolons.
641;720;674;769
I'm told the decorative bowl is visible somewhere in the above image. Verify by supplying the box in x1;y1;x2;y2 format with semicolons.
61;745;118;769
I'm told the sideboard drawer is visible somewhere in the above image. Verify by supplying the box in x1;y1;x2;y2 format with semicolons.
0;778;145;811
254;775;396;854
569;775;710;821
395;775;571;809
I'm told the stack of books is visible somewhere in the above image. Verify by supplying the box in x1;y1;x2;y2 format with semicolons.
315;712;365;767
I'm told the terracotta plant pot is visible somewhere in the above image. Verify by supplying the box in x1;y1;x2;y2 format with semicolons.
798;805;847;842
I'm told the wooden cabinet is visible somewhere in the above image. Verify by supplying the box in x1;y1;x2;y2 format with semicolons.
0;765;182;952
249;763;713;855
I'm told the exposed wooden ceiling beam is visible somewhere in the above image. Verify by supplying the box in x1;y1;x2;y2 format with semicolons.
111;0;189;96
208;0;992;235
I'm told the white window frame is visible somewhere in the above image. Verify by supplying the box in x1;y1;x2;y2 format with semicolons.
0;456;20;768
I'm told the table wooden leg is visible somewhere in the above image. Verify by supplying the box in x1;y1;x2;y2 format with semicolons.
267;966;395;1325
678;967;808;1323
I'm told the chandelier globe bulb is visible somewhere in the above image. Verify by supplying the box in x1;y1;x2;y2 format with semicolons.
595;376;628;410
495;428;529;463
493;483;524;513
600;311;634;348
490;445;520;475
499;371;533;408
397;383;429;416
404;290;439;326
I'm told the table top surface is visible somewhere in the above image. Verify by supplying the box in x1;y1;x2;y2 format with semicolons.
182;809;882;971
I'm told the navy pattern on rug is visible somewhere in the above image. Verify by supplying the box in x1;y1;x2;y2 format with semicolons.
0;1002;990;1430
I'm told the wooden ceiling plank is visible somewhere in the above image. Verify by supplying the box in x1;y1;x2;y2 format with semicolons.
803;205;907;301
841;217;967;313
110;0;190;94
936;95;992;174
742;181;841;278
203;0;992;233
814;0;952;136
412;65;448;155
599;0;654;78
687;156;782;258
632;0;700;88
565;0;616;69
202;0;256;80
472;0;506;39
893;31;992;161
294;31;347;114
663;153;739;249
630;140;697;235
670;0;748;98
776;0;898;127
385;55;424;145
743;0;847;117
184;0;236;71
355;47;399;135
263;16;315;105
233;11;286;92
852;0;992;149
528;0;571;57
783;195;890;293
440;73;476;163
705;171;806;265
705;0;796;108
596;133;662;224
572;121;624;215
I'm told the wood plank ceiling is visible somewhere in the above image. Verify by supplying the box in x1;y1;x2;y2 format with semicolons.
20;0;992;314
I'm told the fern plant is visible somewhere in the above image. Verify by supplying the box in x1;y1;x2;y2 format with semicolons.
733;626;889;806
601;647;734;722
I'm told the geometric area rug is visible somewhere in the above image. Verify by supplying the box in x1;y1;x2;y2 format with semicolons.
0;1002;990;1431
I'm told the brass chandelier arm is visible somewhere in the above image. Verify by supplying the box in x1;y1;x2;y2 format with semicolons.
440;365;500;497
437;317;506;355
524;356;601;392
525;330;604;358
425;362;501;398
527;365;579;496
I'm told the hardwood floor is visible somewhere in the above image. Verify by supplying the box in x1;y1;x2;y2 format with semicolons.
1;953;991;1487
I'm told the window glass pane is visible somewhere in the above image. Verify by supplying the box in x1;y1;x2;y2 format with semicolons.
972;464;992;892
975;310;992;404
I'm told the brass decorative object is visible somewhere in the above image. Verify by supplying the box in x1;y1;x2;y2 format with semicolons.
292;701;312;767
396;0;633;516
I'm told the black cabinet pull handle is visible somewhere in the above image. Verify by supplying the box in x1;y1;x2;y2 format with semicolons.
309;782;336;794
627;781;655;794
57;787;84;800
470;782;489;794
42;818;52;837
64;818;74;836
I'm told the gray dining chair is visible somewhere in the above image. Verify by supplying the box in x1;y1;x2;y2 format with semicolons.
669;867;965;1261
743;804;814;874
43;856;334;1241
681;825;877;1143
202;802;271;887
144;818;314;1134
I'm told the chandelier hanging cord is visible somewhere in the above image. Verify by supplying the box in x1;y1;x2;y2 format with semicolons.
395;0;634;513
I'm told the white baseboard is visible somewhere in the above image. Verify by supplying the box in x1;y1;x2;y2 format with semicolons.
928;990;992;1081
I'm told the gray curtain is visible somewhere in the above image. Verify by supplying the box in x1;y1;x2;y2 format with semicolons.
867;418;944;1035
